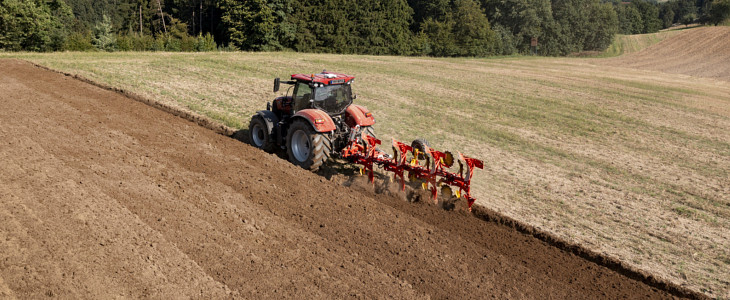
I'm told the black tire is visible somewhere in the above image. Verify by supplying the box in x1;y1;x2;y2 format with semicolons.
410;138;433;178
248;116;276;153
286;119;332;171
411;139;430;160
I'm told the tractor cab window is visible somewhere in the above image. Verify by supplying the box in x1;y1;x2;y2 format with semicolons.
292;82;312;112
312;84;352;115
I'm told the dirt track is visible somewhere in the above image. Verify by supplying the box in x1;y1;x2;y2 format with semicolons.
0;59;687;298
603;26;730;81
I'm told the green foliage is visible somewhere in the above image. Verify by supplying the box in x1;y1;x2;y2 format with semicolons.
633;1;662;33
48;0;75;51
351;0;415;55
4;0;695;56
659;0;701;27
290;0;355;53
217;0;276;51
409;0;450;30
617;4;644;34
584;3;619;51
452;0;497;56
420;17;458;56
109;33;216;52
93;14;117;51
551;0;618;54
290;0;416;55
195;33;217;51
682;12;697;26
612;0;661;34
660;5;675;28
491;24;517;55
709;0;730;25
483;0;564;55
416;0;499;56
116;34;133;51
65;31;95;51
0;0;72;51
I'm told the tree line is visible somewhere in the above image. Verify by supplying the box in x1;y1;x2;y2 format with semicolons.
1;0;729;56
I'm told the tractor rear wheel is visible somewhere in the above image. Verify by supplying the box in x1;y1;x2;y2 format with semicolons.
286;119;332;171
248;116;276;153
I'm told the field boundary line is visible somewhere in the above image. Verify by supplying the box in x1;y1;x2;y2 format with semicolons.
22;59;708;300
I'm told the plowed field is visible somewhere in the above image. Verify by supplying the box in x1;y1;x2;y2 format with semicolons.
604;26;730;81
0;60;689;298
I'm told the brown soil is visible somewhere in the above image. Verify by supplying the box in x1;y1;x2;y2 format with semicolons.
602;26;730;81
0;59;696;298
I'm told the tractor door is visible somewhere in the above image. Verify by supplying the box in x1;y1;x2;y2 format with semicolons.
292;82;313;112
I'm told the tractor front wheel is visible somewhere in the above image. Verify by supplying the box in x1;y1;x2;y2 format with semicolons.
286;119;331;171
248;116;276;153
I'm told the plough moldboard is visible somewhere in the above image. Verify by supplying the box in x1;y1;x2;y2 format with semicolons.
341;126;484;211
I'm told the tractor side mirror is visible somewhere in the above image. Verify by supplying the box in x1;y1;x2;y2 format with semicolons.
274;78;281;93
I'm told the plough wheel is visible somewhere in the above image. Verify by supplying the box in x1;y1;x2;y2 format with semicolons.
411;139;430;161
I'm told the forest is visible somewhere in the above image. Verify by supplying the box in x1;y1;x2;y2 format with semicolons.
1;0;729;56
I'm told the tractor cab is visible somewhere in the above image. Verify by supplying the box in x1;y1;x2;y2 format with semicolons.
275;71;356;116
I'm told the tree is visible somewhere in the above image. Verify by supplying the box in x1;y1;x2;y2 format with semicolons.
93;14;117;51
218;0;277;50
584;2;618;51
408;0;450;31
680;9;697;27
451;0;496;56
290;0;354;53
676;0;698;26
420;17;458;56
351;0;414;55
632;0;662;33
0;0;71;51
616;4;644;34
552;0;617;54
482;0;562;55
417;0;498;56
659;4;675;28
709;0;730;25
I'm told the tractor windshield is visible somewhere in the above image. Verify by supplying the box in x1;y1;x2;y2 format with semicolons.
312;84;352;115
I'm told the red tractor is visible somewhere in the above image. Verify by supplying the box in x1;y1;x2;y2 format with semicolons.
249;71;484;210
248;71;376;171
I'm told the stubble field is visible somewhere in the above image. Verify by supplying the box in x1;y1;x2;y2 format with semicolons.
3;26;729;297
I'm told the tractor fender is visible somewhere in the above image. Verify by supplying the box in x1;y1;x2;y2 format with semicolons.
292;109;336;132
346;104;375;127
255;110;279;134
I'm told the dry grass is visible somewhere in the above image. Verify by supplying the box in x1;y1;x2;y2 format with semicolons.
601;30;682;57
2;49;729;297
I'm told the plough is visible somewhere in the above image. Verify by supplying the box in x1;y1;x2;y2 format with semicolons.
341;126;484;211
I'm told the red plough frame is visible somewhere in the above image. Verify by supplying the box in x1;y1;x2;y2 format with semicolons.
341;128;484;211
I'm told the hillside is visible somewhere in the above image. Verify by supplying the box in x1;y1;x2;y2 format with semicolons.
0;59;686;298
602;26;730;81
3;43;729;297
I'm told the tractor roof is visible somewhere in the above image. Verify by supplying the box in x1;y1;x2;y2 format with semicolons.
291;71;355;85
